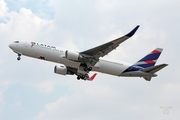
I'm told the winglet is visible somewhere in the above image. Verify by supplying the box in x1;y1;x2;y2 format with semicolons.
126;25;140;37
89;73;97;81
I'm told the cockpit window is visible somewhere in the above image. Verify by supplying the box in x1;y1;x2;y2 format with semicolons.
14;41;19;43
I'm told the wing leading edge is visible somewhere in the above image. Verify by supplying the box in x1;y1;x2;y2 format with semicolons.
80;25;140;65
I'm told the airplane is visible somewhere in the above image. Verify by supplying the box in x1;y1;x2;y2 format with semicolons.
9;25;168;81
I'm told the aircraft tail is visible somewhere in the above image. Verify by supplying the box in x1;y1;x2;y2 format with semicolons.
121;48;168;81
131;48;168;81
134;48;163;68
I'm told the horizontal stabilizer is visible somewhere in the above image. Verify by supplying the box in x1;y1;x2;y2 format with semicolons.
142;64;168;81
141;64;168;73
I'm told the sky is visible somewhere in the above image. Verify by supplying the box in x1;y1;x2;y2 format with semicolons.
0;0;180;119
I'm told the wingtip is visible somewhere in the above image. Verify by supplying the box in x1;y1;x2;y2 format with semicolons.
164;64;168;66
89;73;97;81
126;25;140;37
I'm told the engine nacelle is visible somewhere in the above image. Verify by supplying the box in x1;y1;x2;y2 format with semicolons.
54;65;67;75
65;50;82;61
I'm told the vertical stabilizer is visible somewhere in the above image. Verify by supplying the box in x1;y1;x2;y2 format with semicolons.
134;48;163;68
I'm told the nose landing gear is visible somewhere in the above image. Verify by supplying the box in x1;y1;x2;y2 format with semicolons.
17;54;21;61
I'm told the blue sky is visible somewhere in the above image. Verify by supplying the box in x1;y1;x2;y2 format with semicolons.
0;0;180;119
5;0;54;19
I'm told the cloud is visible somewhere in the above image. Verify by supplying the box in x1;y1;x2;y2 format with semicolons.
11;8;53;40
15;101;23;107
0;86;8;104
35;80;55;93
0;89;5;104
0;7;53;46
0;0;8;18
34;77;180;120
95;0;120;14
35;84;120;120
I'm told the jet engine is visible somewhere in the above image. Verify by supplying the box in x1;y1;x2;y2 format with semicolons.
54;65;68;75
65;50;83;61
54;65;74;75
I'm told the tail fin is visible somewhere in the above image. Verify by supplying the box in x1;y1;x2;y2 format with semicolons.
134;48;163;68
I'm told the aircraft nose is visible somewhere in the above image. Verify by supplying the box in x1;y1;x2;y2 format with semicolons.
9;43;15;50
9;43;13;49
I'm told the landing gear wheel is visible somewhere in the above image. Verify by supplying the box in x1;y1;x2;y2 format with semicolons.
88;67;92;71
77;76;80;80
17;54;21;61
17;57;21;61
77;75;86;80
84;67;88;72
84;67;92;72
80;75;85;79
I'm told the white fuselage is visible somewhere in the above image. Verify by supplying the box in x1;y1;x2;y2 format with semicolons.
9;41;155;78
9;41;130;76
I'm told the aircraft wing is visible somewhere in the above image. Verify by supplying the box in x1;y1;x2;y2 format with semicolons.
80;25;140;65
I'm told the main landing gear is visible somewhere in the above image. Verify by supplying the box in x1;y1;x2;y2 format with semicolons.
77;63;93;80
77;75;83;80
84;67;92;72
77;74;88;80
80;63;92;72
17;54;21;61
76;67;92;80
